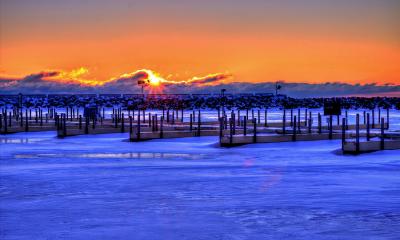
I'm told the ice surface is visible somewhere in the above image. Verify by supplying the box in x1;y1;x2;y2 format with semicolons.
1;132;400;239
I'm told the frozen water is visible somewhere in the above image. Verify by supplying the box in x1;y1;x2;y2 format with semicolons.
1;132;400;239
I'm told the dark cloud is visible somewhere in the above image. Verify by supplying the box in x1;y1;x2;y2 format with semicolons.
1;71;399;97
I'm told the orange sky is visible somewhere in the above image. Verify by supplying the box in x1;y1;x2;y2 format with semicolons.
1;0;399;85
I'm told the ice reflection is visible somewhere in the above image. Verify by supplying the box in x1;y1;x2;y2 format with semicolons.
13;152;203;160
0;138;46;144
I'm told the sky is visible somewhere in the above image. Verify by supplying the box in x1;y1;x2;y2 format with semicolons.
0;0;399;92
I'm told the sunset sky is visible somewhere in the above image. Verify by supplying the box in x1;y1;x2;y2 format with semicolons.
1;0;399;86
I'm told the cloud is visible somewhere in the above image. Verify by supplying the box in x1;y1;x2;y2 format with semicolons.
1;69;399;97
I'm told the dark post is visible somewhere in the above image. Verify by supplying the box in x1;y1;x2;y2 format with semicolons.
257;110;260;124
318;113;321;134
137;114;141;140
25;111;29;132
366;113;370;141
3;113;7;133
121;113;125;133
79;115;82;129
253;118;257;143
329;115;333;140
378;108;381;125
148;113;151;128
363;111;366;125
190;114;193;131
243;116;247;136
341;118;346;151
372;109;375;128
219;117;224;140
290;109;293;126
160;116;164;138
229;118;233;145
264;109;268;127
197;110;201;136
181;109;184;122
40;110;43;126
308;111;312;134
293;115;297;141
356;114;360;153
8;112;12;127
237;110;241;126
305;109;308;127
386;108;389;129
283;109;286;134
129;116;133;134
345;110;348;130
380;118;385;150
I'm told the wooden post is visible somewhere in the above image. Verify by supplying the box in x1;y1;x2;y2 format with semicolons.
253;118;257;143
386;108;389;129
366;113;370;141
257;110;260;124
3;113;7;133
20;111;23;127
378;108;381;125
237;110;241;126
372;108;375;128
137;114;141;140
229;118;233;145
380;118;385;150
190;114;193;131
197;110;201;136
219;117;224;140
329;115;333;140
318;113;321;134
155;114;158;131
148;113;151;128
297;109;301;127
92;113;96;129
283;109;286;134
8;112;11;127
345;111;348;130
167;109;170;123
264;109;268;127
363;111;366;125
293;115;297;141
356;114;360;153
129;116;133;134
232;112;236;135
181;109;184;122
305;109;308;127
121;113;125;133
341;118;346;151
25;110;29;131
79;115;82;129
160;116;164;138
308;111;312;134
290;109;293;126
40;109;43;126
243;116;247;136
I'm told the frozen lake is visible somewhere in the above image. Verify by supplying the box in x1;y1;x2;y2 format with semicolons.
1;132;400;239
